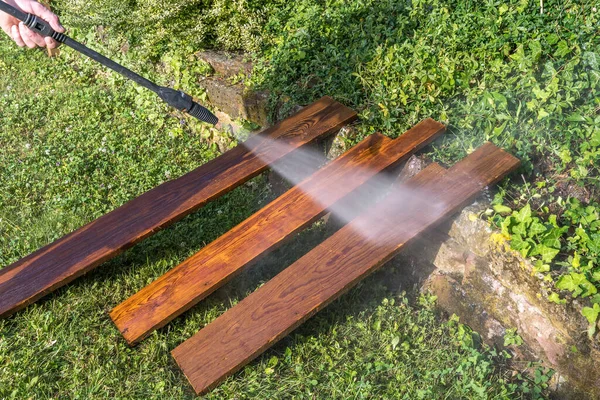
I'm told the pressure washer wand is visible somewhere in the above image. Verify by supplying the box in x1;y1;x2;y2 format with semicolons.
0;2;218;125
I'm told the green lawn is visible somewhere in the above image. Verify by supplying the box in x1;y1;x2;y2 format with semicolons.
0;0;582;397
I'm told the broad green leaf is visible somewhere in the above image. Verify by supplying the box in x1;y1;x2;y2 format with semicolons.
492;91;508;105
559;148;572;164
494;204;512;214
583;51;600;70
509;45;525;62
542;226;567;248
588;234;600;254
391;336;400;350
590;130;600;147
528;40;542;62
512;222;528;236
554;40;571;58
538;245;559;263
582;303;600;324
572;252;581;269
546;33;559;45
528;220;547;237
533;260;550;273
532;87;549;101
556;274;582;296
582;303;600;339
583;208;599;224
515;204;532;224
566;113;587;122
501;216;514;237
580;278;596;297
556;272;597;297
575;227;591;244
576;165;589;178
547;292;566;304
530;243;558;262
493;120;508;136
510;234;531;256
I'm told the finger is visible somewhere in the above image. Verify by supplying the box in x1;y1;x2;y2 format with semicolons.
30;2;65;33
11;25;26;47
44;36;58;49
18;22;39;48
21;22;46;47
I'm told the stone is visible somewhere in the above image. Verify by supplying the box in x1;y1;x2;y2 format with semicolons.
325;126;354;160
395;154;428;182
196;51;253;79
199;77;269;127
194;50;269;127
412;203;600;399
424;273;508;349
446;204;492;258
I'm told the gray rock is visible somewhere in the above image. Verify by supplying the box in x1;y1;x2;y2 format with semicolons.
416;204;600;399
199;78;269;127
196;50;252;79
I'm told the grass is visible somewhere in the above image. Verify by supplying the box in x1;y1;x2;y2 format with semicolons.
0;0;561;398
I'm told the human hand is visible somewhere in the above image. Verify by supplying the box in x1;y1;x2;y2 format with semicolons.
0;0;64;49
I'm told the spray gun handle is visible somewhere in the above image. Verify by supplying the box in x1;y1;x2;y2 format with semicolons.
0;2;63;39
0;0;67;44
22;13;66;42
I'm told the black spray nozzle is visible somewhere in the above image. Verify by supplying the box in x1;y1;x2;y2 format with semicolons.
188;102;219;125
158;88;218;125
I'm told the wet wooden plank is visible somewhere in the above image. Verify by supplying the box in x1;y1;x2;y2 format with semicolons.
171;142;520;395
0;96;356;318
110;119;446;345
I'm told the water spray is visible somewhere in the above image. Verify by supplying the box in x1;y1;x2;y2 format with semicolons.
242;133;446;244
0;2;218;125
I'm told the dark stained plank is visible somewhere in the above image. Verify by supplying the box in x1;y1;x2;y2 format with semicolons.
0;96;357;318
171;142;521;395
110;119;446;345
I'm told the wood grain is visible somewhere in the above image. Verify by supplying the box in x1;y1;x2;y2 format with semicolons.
0;96;356;318
110;119;446;345
171;142;521;395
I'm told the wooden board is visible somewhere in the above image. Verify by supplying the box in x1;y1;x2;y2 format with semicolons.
110;119;446;344
0;96;356;318
171;142;521;395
